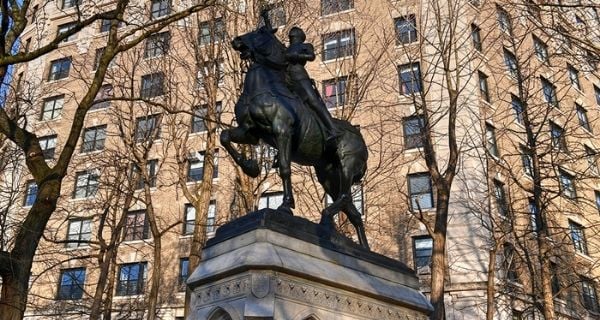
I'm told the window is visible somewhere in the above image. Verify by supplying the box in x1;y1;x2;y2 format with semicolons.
394;15;417;44
140;72;164;98
41;95;64;120
322;29;355;61
178;258;189;290
521;146;533;177
485;123;499;157
57;23;77;42
93;47;104;71
57;268;85;300
73;170;99;198
497;6;512;35
183;204;195;235
39;135;57;159
550;122;567;151
528;198;539;233
206;200;216;233
116;262;146;296
569;220;587;254
585;146;598;175
541;77;558;108
23;181;37;207
413;236;432;269
403;115;425;149
493;180;508;217
196;60;225;87
559;169;576;199
568;64;581;91
91;84;113;110
198;18;226;45
503;48;518;78
124;210;149;241
48;57;71;81
132;159;158;189
595;85;600;105
503;243;518;282
321;0;352;15
408;173;433;210
595;191;600;213
144;32;170;58
398;63;422;95
191;102;222;133
258;192;283;209
581;278;599;312
100;19;111;33
322;77;347;108
551;262;560;295
150;0;170;19
135;114;161;142
81;125;106;153
61;0;81;9
351;184;364;215
510;95;524;124
577;104;591;132
478;71;490;103
263;2;286;28
66;219;92;248
471;23;482;52
187;150;219;181
532;35;548;63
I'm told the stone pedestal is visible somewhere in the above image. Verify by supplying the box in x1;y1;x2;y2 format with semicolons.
187;209;432;320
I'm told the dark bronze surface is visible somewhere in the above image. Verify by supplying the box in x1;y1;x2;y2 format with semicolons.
221;11;369;249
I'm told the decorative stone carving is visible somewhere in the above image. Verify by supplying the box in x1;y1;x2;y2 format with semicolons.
251;273;271;299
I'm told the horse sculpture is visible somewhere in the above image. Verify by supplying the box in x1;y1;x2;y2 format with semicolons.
220;25;370;249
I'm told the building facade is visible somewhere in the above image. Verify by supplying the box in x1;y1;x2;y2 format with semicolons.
2;0;600;319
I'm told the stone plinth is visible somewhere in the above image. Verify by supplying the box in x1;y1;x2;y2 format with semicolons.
187;209;432;320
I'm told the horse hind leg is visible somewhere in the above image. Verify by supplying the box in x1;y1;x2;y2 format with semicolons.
342;198;369;250
220;128;260;178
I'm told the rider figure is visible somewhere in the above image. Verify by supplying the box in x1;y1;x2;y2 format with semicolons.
260;9;340;144
285;27;340;145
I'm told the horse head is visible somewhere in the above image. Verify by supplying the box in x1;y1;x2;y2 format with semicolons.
231;26;287;70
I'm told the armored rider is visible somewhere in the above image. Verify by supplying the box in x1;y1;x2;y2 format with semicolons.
260;10;341;145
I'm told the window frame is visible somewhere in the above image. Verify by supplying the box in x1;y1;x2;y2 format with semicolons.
23;180;37;207
398;62;422;95
581;277;599;313
198;18;226;46
150;0;170;19
471;23;482;52
568;64;581;91
187;150;219;182
394;14;417;45
321;0;353;16
485;123;499;157
532;35;549;63
493;180;508;217
413;236;433;270
116;262;147;296
183;204;195;235
511;95;524;124
144;31;170;58
135;114;161;142
81;125;107;153
48;57;72;81
57;267;86;300
322;76;348;109
559;169;576;199
321;29;356;61
541;76;559;108
569;220;587;255
407;173;434;210
577;104;592;132
132;159;158;189
178;257;189;290
258;191;284;210
191;102;222;133
550;121;567;152
140;72;165;99
123;210;149;241
39;134;57;159
41;95;64;121
66;219;92;248
496;6;512;35
503;48;518;78
73;170;99;199
478;71;490;103
403;115;425;149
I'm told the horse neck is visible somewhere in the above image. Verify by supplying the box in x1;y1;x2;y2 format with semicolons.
243;63;284;92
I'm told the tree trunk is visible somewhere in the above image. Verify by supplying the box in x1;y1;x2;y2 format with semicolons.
430;190;451;320
486;246;497;320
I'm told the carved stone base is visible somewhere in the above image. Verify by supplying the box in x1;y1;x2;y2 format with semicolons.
187;209;432;320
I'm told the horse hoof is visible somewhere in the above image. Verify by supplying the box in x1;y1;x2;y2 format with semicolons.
242;160;260;178
277;206;293;216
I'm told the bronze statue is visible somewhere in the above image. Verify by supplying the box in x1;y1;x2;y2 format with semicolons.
220;12;369;249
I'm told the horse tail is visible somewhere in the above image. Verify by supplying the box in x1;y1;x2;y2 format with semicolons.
334;119;368;184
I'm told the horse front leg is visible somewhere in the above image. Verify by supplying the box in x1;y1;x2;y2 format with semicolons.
220;128;260;178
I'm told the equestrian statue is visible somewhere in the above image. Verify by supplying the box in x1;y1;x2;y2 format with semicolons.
220;10;370;249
